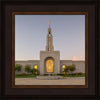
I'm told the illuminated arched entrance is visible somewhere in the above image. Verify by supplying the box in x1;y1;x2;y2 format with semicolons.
46;58;54;73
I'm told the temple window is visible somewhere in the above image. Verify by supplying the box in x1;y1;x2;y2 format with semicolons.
34;65;38;74
62;65;66;74
34;65;37;69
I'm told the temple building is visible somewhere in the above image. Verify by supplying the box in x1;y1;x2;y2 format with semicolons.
15;22;85;75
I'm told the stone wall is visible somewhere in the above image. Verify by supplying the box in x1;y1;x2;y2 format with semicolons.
15;60;40;75
40;51;60;74
15;60;85;75
60;60;72;73
72;61;85;73
60;60;85;73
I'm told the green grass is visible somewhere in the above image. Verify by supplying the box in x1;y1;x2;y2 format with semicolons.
63;74;85;77
15;74;37;78
15;74;85;78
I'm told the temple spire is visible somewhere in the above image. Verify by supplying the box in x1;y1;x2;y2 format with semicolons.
45;22;54;51
49;21;50;28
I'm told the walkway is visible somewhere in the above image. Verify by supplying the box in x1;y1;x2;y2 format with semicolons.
15;77;85;85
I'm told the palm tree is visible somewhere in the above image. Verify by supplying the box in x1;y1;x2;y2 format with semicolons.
15;64;22;72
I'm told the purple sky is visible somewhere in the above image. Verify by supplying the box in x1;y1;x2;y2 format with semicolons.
15;15;85;60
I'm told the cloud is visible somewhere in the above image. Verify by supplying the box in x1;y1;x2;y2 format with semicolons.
73;56;78;61
73;56;84;60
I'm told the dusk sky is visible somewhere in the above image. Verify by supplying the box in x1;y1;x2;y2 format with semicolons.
15;15;85;61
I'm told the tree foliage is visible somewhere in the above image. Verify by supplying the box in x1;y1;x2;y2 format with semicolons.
24;65;31;73
67;64;76;74
24;65;39;75
15;64;22;72
63;64;76;74
32;68;39;75
63;67;69;74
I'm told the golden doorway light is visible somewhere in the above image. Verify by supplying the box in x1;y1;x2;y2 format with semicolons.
46;59;54;73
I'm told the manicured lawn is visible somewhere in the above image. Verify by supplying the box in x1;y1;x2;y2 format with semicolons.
63;74;85;77
15;74;37;78
15;74;85;78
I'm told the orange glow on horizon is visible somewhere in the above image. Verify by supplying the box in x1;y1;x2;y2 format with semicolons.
73;56;78;61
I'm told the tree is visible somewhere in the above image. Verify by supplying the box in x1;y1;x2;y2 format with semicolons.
15;64;22;72
28;68;39;75
29;69;34;75
63;67;69;74
24;65;31;73
24;65;39;75
32;68;39;75
68;64;76;74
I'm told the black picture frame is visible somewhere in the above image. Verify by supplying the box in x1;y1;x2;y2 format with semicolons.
1;0;100;100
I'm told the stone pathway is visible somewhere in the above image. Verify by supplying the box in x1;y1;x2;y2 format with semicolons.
15;77;85;85
36;76;64;80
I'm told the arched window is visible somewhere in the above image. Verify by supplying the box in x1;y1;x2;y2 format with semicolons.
34;65;37;69
34;65;38;74
62;65;66;74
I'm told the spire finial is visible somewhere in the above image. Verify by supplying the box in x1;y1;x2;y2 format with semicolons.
49;21;50;28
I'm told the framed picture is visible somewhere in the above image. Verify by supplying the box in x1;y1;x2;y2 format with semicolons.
1;0;99;99
12;12;88;88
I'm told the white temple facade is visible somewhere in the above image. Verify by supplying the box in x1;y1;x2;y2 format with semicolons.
15;22;85;75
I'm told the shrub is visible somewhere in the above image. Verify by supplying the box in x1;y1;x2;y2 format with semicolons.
17;73;26;76
57;74;64;76
51;74;57;76
63;67;69;74
73;72;83;75
25;66;39;75
24;65;31;73
77;72;83;75
32;68;39;75
44;74;49;76
15;64;22;72
67;64;76;74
